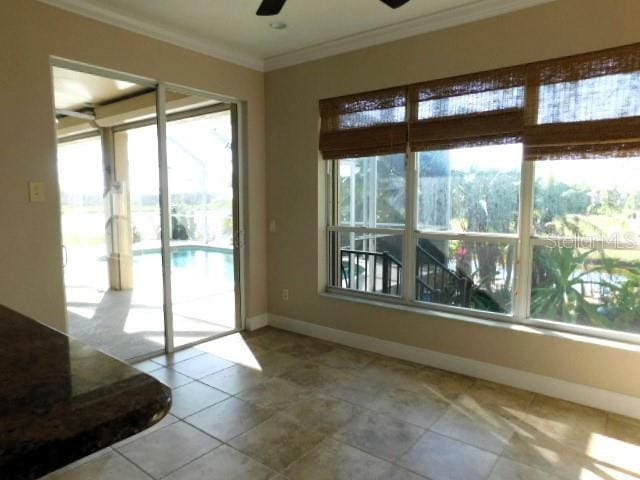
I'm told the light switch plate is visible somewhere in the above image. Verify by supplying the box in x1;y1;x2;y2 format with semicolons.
29;182;45;203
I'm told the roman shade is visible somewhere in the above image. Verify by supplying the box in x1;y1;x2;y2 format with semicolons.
319;42;640;161
319;87;407;159
409;67;526;151
525;44;640;160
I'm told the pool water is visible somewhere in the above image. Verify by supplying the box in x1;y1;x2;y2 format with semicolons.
133;247;235;297
170;248;234;280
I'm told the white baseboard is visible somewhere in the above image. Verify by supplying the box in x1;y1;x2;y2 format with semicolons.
246;313;269;331
268;313;640;419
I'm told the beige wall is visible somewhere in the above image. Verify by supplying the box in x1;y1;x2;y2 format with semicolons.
4;0;640;397
0;0;267;330
265;0;640;397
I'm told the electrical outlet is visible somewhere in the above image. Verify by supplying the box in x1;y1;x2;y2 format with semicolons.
282;288;289;301
29;182;45;203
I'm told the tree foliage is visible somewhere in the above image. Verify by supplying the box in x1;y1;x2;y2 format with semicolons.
338;155;640;331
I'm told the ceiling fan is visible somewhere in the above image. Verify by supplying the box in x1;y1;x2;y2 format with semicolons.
257;0;410;16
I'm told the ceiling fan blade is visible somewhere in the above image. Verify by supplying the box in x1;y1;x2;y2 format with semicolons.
256;0;287;16
379;0;410;8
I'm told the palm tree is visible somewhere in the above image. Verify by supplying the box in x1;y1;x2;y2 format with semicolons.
532;245;640;332
531;247;610;326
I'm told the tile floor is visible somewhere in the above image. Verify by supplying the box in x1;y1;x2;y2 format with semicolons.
44;327;640;480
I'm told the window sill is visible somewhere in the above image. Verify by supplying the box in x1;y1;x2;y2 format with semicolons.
319;289;640;352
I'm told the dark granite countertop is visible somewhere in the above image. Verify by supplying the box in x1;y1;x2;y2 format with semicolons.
0;305;172;480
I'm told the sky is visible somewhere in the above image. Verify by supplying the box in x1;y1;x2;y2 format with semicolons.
57;111;233;198
338;142;640;196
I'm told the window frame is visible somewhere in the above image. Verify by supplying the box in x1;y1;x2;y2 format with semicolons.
323;43;640;345
327;147;521;323
326;154;407;298
326;151;640;346
412;143;523;321
524;158;640;345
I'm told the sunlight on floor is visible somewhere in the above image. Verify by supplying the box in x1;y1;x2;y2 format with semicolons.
585;433;640;477
66;306;95;321
66;285;236;360
122;311;164;334
579;464;638;480
195;335;263;372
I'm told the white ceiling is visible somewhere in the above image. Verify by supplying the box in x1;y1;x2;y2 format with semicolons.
41;0;554;71
53;66;147;110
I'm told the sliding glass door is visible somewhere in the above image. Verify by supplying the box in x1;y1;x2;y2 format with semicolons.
55;63;242;359
111;121;166;357
55;65;168;361
111;90;240;354
58;134;111;336
162;94;240;347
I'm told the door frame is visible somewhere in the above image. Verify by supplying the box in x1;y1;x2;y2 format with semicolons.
157;84;247;353
50;57;248;357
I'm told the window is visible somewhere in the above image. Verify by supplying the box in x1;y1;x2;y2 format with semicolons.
329;154;405;296
321;43;640;342
537;72;640;124
417;144;521;234
415;143;521;314
531;157;640;335
338;155;406;228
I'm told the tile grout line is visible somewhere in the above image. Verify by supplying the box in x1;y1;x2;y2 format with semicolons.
192;362;366;475
393;425;429;462
257;359;522;476
327;407;507;478
111;445;158;479
225;436;315;478
60;333;436;477
112;394;233;478
480;450;501;480
154;442;223;480
181;409;261;446
171;385;230;420
128;329;632;480
166;361;236;380
148;350;207;368
280;435;329;474
222;443;283;478
330;435;434;480
275;367;436;473
167;349;485;466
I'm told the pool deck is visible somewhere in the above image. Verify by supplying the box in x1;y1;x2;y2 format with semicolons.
64;242;237;361
67;285;236;361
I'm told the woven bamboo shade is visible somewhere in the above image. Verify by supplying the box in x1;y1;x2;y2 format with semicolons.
318;43;640;161
319;87;407;159
408;67;526;151
525;44;640;159
525;141;640;161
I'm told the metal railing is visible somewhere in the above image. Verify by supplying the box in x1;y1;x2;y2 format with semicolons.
415;244;472;307
338;244;476;307
340;249;402;296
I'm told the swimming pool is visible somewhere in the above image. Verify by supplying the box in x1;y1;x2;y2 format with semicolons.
133;246;236;295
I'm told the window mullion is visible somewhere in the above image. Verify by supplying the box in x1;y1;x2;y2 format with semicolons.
327;160;337;288
514;158;534;322
403;148;417;302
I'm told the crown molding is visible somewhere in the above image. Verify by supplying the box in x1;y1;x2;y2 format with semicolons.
263;0;555;71
38;0;555;73
37;0;265;71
